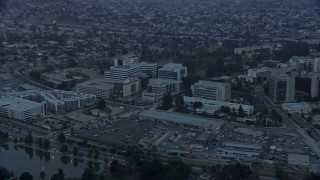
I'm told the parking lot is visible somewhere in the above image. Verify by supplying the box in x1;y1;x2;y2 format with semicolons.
75;119;155;145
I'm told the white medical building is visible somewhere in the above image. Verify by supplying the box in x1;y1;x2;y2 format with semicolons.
104;56;157;81
142;78;182;102
158;63;187;80
191;81;231;101
113;78;141;101
77;79;114;100
183;96;254;115
0;96;46;120
6;90;96;115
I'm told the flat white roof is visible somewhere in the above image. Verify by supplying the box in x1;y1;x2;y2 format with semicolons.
139;109;224;129
282;102;310;110
223;142;262;150
194;80;230;88
0;96;41;111
234;127;265;137
288;153;309;166
78;79;114;89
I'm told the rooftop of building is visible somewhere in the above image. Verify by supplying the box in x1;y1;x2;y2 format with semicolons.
194;80;230;87
116;78;139;84
0;96;41;111
234;127;265;137
281;102;310;110
210;76;232;81
264;60;281;63
288;153;310;165
159;63;186;70
223;141;262;150
77;79;114;89
183;96;254;109
148;78;181;85
139;109;224;129
248;67;270;72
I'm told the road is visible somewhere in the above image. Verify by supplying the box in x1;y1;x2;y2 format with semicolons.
254;87;320;157
12;69;53;90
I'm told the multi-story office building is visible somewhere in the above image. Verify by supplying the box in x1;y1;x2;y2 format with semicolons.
288;56;309;72
142;78;182;102
295;73;320;99
104;57;157;81
7;90;96;114
77;79;114;100
191;81;231;101
147;78;182;94
0;96;46;120
247;67;270;82
158;63;187;80
269;74;295;103
308;58;320;72
113;78;140;101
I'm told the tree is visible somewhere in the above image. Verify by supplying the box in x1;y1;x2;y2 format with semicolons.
60;144;68;153
218;163;252;180
37;138;43;148
0;167;9;180
73;147;78;156
29;71;41;80
193;101;203;110
181;76;199;96
207;59;225;77
126;145;144;166
247;61;258;68
96;99;106;110
20;172;33;180
225;106;231;113
175;96;184;109
87;149;93;159
50;168;65;180
163;160;191;180
162;93;173;108
256;104;267;114
104;158;108;164
110;159;119;173
140;159;164;180
275;167;288;180
304;172;320;180
39;170;46;180
238;105;245;117
81;168;96;180
24;132;33;145
221;106;226;113
43;139;50;149
58;133;65;143
93;149;99;160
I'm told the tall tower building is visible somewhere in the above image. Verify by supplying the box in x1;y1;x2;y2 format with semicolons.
104;56;157;81
295;73;320;99
269;74;295;103
308;58;320;72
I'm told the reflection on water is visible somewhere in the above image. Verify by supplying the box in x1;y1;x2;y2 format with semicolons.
0;145;103;178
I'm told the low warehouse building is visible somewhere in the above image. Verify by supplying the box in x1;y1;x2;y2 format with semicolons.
139;109;225;133
288;153;309;167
